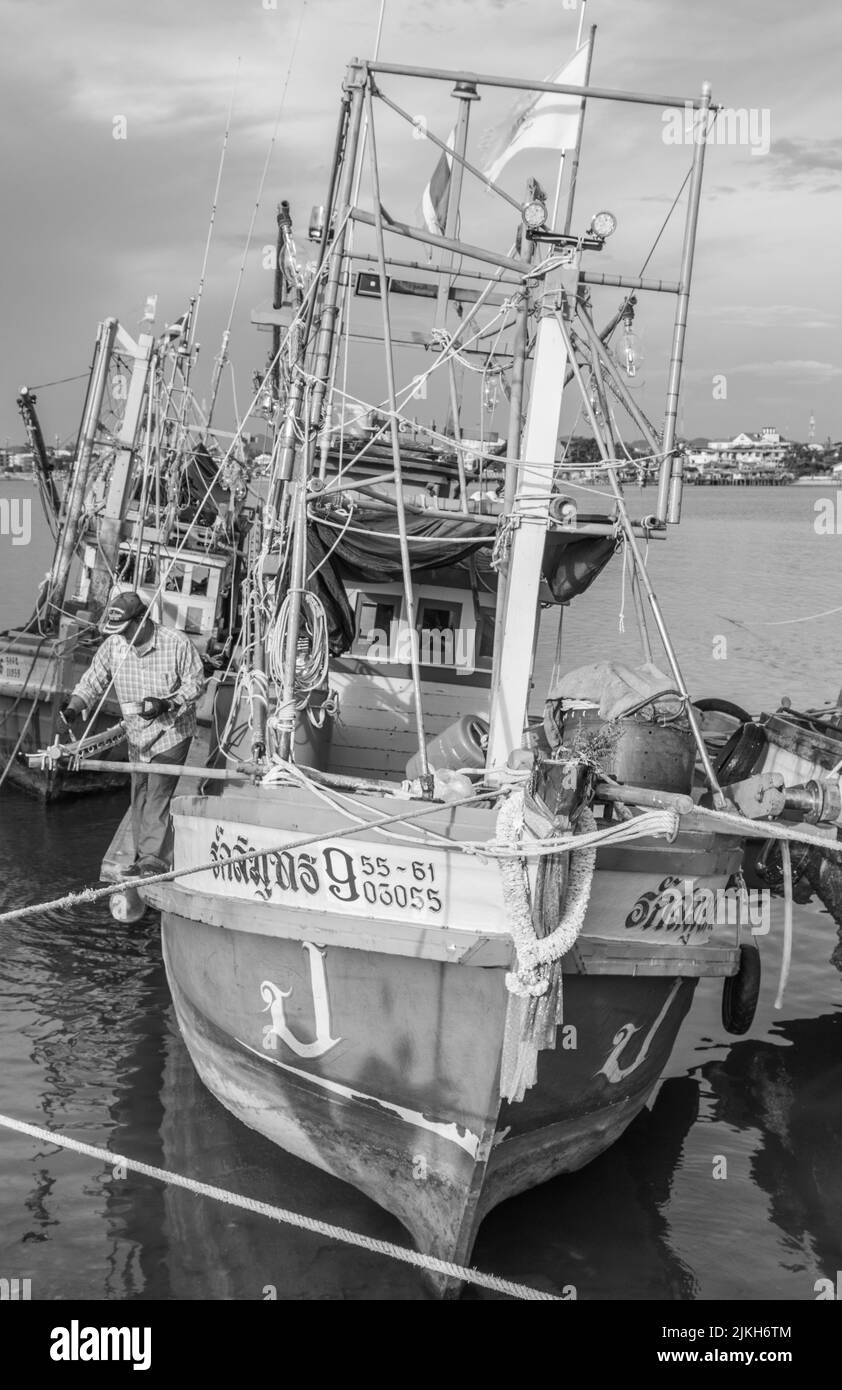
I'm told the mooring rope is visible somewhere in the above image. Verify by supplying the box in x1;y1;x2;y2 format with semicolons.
5;786;837;930
0;1112;560;1300
0;790;497;926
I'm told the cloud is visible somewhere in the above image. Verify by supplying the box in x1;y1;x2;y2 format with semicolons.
694;304;840;330
725;360;842;381
765;136;842;187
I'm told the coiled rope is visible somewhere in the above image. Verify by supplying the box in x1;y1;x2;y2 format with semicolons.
0;1112;559;1301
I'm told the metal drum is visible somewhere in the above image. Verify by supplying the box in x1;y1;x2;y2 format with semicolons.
561;708;696;793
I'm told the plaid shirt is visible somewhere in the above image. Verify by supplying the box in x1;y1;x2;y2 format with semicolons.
73;624;205;761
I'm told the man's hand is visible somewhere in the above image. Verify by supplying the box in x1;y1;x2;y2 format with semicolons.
139;696;173;721
59;700;82;731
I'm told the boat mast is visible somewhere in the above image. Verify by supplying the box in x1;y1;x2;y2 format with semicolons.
272;63;366;762
44;317;119;624
88;319;157;612
560;22;595;234
657;82;712;524
16;387;60;530
485;254;581;770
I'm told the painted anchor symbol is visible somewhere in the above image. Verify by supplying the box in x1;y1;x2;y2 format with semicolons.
260;942;342;1059
597;980;681;1085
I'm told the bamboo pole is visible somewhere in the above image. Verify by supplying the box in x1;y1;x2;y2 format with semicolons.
364;83;431;785
75;759;253;780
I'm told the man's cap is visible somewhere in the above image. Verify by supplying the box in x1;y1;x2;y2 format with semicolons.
100;590;147;635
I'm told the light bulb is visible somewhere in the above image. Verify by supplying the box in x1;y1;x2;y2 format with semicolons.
621;329;643;377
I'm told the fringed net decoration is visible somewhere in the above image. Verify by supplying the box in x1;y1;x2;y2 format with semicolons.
497;789;597;1104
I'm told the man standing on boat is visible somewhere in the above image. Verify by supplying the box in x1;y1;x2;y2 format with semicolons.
59;590;205;877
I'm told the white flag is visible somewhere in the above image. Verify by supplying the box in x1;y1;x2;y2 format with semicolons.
480;43;589;185
421;127;455;236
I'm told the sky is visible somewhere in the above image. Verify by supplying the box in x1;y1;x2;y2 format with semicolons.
0;0;840;447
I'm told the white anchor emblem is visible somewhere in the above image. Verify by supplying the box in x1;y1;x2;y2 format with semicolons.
597;980;681;1084
260;942;342;1059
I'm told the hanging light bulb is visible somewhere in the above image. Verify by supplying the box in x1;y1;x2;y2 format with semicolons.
621;325;644;377
483;367;502;415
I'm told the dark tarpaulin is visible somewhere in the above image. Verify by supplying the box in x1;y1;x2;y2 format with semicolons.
542;531;617;604
311;507;493;582
306;527;356;656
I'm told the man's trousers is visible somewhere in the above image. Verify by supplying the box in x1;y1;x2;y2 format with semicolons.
130;737;191;868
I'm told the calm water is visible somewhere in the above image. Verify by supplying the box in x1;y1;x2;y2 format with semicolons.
0;480;840;1300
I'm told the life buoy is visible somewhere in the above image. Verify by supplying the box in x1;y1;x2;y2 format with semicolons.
721;941;761;1035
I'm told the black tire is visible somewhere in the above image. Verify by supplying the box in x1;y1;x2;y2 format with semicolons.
721;941;761;1036
695;697;753;723
715;721;767;785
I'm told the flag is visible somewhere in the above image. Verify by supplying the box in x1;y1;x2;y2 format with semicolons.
479;42;590;185
421;127;455;236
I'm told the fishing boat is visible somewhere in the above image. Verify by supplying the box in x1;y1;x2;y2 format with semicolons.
1;300;255;798
29;26;842;1295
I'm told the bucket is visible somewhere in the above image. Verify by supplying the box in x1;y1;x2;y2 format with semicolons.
561;708;695;793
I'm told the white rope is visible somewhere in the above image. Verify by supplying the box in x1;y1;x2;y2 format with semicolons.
0;791;494;926
497;792;597;997
265;591;330;698
0;1112;558;1300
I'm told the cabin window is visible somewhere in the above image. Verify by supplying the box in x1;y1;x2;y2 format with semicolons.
184;606;204;635
189;565;210;597
416;599;462;634
353;594;401;658
165;562;187;593
476;604;495;667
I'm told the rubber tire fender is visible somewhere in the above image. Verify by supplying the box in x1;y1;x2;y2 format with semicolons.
721;941;761;1036
694;697;753;723
715;722;767;785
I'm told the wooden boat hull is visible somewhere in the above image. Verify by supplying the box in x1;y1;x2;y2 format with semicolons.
0;693;128;799
142;783;742;1292
161;912;697;1285
0;629;127;799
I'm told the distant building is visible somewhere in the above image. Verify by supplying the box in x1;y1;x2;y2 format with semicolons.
686;427;789;473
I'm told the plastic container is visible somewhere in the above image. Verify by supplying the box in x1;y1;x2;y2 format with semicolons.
406;715;488;779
